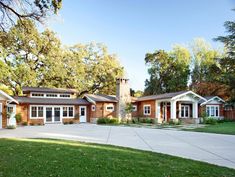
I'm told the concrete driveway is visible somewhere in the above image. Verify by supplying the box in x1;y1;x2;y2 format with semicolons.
0;124;235;169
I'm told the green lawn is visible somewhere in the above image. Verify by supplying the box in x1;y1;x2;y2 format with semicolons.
184;122;235;135
0;139;235;177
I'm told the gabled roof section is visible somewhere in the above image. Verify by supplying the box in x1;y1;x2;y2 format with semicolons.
136;90;206;102
0;90;18;104
22;87;77;94
14;96;90;105
200;96;225;106
84;94;117;104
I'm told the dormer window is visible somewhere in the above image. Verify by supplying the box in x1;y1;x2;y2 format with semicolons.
60;94;70;98
46;94;58;97
32;93;44;97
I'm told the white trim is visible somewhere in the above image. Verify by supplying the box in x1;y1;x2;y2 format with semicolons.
30;92;72;99
200;96;225;106
132;105;137;112
79;106;87;123
84;95;96;104
206;105;220;117
91;105;96;111
143;104;151;115
0;90;18;104
180;105;190;118
172;91;206;102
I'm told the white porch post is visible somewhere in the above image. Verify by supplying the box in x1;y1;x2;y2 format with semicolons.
155;101;161;123
178;102;181;118
170;100;177;119
193;101;198;118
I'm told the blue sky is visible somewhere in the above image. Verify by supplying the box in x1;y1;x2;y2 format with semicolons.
47;0;234;91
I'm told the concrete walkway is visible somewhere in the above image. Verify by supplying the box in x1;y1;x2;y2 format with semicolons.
0;124;235;169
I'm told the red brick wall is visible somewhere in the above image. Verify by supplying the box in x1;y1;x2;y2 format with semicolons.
136;100;155;118
0;100;7;128
90;102;117;119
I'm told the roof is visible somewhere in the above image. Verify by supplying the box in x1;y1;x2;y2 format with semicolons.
200;96;225;106
0;90;18;104
22;87;77;94
136;91;189;101
14;96;90;105
84;94;118;103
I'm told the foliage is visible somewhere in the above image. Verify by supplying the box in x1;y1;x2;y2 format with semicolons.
22;122;28;126
169;119;181;125
15;113;22;123
97;117;119;124
0;20;123;96
203;117;218;125
125;103;134;114
0;0;62;31
69;120;74;124
144;46;190;95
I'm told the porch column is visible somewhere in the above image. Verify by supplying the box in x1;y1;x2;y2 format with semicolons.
155;101;161;118
170;100;177;119
193;101;198;118
178;102;181;118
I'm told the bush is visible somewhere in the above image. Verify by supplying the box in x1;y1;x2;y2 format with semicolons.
132;117;139;124
97;118;118;124
30;122;35;126
22;122;28;126
7;125;16;129
145;118;152;124
63;122;69;125
69;120;74;124
15;113;22;123
204;117;217;125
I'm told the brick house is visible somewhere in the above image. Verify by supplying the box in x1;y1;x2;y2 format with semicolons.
0;78;226;128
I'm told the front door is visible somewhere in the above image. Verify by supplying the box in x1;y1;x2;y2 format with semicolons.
79;106;87;123
54;107;61;122
0;103;2;129
46;107;53;123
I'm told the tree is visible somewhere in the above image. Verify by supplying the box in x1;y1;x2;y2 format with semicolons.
214;17;235;101
144;46;190;95
0;20;124;96
0;0;62;31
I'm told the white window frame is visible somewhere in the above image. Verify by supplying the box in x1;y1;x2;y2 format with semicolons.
62;106;75;118
206;105;220;117
31;92;45;98
106;104;114;112
59;94;71;98
30;106;44;119
143;105;151;115
132;105;137;112
180;105;190;118
91;105;96;111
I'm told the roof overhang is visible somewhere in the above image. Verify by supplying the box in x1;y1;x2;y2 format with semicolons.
84;95;96;104
171;91;206;102
200;96;225;106
0;90;19;104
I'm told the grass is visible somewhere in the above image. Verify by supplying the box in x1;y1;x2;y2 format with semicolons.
183;122;235;135
0;139;235;177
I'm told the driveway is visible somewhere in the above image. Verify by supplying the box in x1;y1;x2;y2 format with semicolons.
0;124;235;169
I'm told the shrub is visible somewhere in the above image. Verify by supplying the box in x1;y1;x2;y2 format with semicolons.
7;125;16;129
30;122;35;126
109;118;118;124
132;117;139;124
97;118;107;124
145;118;152;124
97;118;118;124
204;117;217;125
69;120;74;124
15;113;22;123
22;122;28;126
63;122;69;125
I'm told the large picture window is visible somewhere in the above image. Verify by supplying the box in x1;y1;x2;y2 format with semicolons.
31;106;44;118
206;105;219;117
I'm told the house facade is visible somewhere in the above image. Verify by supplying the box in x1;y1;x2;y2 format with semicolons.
0;78;226;128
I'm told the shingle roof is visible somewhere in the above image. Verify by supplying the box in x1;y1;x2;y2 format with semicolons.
22;87;77;94
136;90;189;101
14;96;90;105
85;94;118;103
198;96;215;104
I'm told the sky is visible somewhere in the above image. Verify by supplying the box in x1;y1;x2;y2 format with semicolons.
46;0;235;91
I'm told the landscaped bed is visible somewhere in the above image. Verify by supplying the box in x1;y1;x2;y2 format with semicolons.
183;122;235;135
0;138;234;177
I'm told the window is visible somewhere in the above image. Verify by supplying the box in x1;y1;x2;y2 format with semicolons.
206;105;219;117
31;106;44;118
60;94;70;98
91;105;96;111
7;107;13;114
38;107;44;117
180;105;190;118
46;94;58;97
132;105;137;112
63;107;68;117
143;105;151;115
31;107;37;117
106;105;114;112
62;106;74;117
32;93;44;97
69;107;74;117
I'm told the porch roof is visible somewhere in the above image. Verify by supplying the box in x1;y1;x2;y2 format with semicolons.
13;96;90;105
0;90;18;104
84;94;118;104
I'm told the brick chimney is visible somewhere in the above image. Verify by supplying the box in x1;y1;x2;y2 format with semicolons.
116;78;131;121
